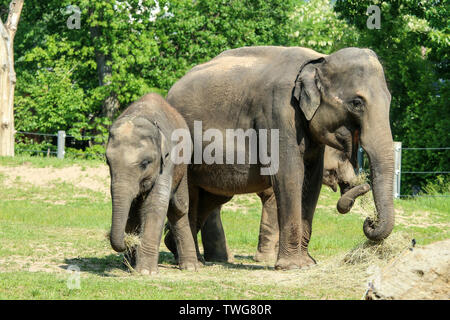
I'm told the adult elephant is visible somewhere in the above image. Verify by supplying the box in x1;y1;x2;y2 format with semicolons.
200;146;371;263
165;46;394;270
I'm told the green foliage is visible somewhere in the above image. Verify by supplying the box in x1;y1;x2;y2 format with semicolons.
15;61;89;135
3;0;447;194
152;0;296;88
334;0;449;194
8;0;297;154
422;175;450;195
290;0;358;53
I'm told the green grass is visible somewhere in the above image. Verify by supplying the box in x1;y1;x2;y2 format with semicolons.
0;155;105;168
0;156;448;299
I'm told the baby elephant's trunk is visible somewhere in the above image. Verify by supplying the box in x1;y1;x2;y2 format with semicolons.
337;183;370;214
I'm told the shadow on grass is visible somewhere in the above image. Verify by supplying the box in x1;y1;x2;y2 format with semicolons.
61;251;273;275
205;254;274;271
205;260;274;271
61;251;178;276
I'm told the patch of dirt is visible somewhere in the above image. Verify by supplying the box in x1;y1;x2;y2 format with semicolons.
223;194;260;213
0;163;110;196
0;255;64;274
394;208;449;229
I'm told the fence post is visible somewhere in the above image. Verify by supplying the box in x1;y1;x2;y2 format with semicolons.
393;141;402;199
57;130;66;159
357;143;364;174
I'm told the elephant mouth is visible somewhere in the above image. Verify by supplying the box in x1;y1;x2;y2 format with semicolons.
336;125;360;167
139;178;155;196
350;127;360;168
334;128;353;160
323;169;339;192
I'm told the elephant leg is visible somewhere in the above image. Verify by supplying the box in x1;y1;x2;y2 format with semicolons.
163;224;177;260
254;189;279;263
123;199;143;268
166;176;198;271
196;190;233;262
272;154;305;270
201;205;234;263
268;92;310;270
135;174;172;275
164;185;201;262
298;153;324;267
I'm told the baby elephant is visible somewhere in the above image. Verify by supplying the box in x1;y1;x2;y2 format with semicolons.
106;93;197;275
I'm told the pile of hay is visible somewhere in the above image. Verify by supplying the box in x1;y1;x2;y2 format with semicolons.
104;232;141;249
281;232;413;298
343;232;411;265
124;233;141;249
105;232;141;272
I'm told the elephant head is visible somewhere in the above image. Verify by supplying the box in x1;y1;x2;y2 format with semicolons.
294;48;394;241
322;146;358;194
106;116;171;253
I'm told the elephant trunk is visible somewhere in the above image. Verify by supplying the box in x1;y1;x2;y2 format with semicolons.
337;183;370;214
360;125;395;241
110;182;138;252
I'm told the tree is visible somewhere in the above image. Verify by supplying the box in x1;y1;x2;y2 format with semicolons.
152;0;297;89
9;0;298;156
289;0;358;54
0;0;23;156
13;0;161;140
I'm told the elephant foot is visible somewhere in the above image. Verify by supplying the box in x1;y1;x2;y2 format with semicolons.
179;259;198;271
135;249;159;275
204;247;234;263
197;254;206;265
135;260;159;275
136;267;159;276
254;250;277;263
204;255;234;263
274;253;316;271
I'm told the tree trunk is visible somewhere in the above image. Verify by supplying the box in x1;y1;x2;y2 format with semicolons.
90;19;119;122
0;0;23;157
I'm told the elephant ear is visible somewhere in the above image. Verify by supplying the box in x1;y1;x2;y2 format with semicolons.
154;121;171;173
293;59;324;121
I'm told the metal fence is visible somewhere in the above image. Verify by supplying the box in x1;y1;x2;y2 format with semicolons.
358;142;449;199
15;130;105;159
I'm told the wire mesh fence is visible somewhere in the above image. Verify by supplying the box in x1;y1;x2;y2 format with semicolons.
15;130;106;159
356;143;449;199
397;146;449;198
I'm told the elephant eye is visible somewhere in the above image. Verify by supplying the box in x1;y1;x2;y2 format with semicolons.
140;159;152;170
350;97;364;110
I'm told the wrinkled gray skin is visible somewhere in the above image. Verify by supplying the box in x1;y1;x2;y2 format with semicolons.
106;93;197;275
200;146;371;263
164;46;394;270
